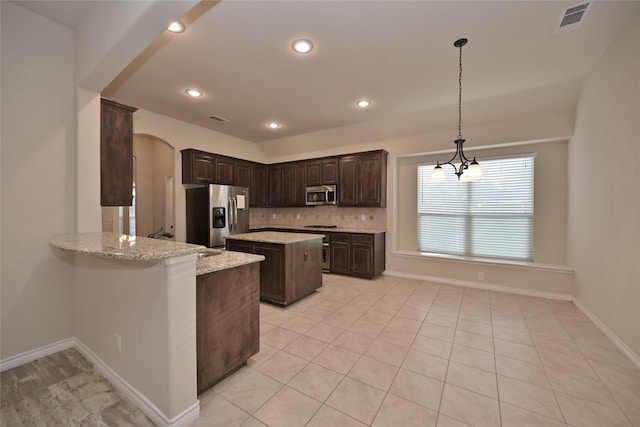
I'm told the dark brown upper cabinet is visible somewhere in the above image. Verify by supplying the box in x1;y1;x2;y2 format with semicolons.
180;148;386;208
338;150;387;207
182;149;216;184
214;155;235;185
250;163;268;207
306;160;323;187
306;158;338;186
235;160;252;189
268;164;281;206
322;158;339;185
100;98;137;206
278;162;306;207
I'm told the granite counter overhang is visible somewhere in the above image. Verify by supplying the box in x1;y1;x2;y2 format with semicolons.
49;232;264;275
250;226;386;235
195;249;264;276
49;232;206;261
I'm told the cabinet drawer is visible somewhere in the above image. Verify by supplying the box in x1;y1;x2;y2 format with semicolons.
330;233;350;243
350;233;373;244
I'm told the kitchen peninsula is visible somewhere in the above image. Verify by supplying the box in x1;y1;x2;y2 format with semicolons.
48;232;263;426
226;231;324;306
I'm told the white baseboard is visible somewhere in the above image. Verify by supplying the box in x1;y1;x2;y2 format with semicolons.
0;337;75;372
74;339;199;427
383;270;572;301
572;298;640;370
1;337;199;426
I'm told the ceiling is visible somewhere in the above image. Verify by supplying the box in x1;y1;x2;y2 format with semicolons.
14;1;640;143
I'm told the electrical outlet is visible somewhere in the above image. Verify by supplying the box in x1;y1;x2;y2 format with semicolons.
296;213;301;220
115;334;122;353
272;213;276;219
478;272;485;281
360;214;366;221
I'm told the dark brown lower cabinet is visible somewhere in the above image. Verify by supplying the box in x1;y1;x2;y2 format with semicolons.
196;263;260;394
330;234;351;275
330;232;385;279
226;238;322;306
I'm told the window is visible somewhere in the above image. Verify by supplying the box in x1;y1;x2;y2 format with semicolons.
417;154;534;261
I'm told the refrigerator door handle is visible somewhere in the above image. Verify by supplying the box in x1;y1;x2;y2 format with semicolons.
228;197;233;232
234;196;239;228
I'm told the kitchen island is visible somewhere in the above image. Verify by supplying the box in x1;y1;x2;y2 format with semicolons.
226;231;324;306
251;226;386;279
49;232;263;426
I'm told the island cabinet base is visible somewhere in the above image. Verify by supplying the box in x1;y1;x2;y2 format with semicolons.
196;263;260;394
227;238;323;306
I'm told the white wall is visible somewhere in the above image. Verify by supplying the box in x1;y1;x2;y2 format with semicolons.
0;2;76;359
1;0;198;363
132;109;266;242
568;11;640;356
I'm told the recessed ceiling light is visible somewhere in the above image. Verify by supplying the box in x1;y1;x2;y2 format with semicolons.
167;21;185;33
291;39;313;54
267;122;281;129
185;89;203;97
356;99;371;108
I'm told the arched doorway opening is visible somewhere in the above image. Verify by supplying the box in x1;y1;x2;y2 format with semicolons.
131;134;175;239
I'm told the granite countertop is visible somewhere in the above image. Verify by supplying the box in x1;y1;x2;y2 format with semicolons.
250;225;386;235
195;249;265;276
49;232;205;261
226;231;325;244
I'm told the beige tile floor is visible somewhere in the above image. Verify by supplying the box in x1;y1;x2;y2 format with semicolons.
194;274;640;427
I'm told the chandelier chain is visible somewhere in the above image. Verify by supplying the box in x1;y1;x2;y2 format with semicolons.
458;41;463;140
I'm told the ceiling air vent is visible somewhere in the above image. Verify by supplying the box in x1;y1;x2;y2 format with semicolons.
209;115;230;123
555;2;590;34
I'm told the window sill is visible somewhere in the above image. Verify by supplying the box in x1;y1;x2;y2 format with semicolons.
391;250;573;274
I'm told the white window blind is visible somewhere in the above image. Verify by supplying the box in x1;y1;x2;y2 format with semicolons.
417;154;534;261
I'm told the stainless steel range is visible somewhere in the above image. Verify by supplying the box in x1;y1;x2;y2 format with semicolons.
304;225;337;272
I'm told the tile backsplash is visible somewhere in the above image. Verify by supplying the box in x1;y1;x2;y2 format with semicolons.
250;206;386;230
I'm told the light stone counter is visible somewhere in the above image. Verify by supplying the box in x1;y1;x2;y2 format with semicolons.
250;225;386;234
226;231;324;244
196;249;264;276
49;232;205;261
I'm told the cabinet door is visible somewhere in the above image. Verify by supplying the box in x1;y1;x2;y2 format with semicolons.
182;149;215;184
350;234;374;277
356;152;384;206
196;264;259;393
215;155;235;185
235;160;251;189
330;242;351;274
292;162;307;206
306;160;322;186
254;244;285;304
268;165;282;206
338;156;357;206
101;98;137;206
322;158;338;185
280;164;294;206
250;163;268;207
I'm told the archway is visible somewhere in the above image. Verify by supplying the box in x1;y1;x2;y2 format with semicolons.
132;133;175;239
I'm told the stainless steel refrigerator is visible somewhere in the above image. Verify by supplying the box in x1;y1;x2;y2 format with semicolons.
186;184;250;248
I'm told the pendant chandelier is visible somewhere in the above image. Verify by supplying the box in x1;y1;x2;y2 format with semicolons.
431;38;483;182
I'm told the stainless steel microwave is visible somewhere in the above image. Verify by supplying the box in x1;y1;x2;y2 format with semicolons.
306;185;337;206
